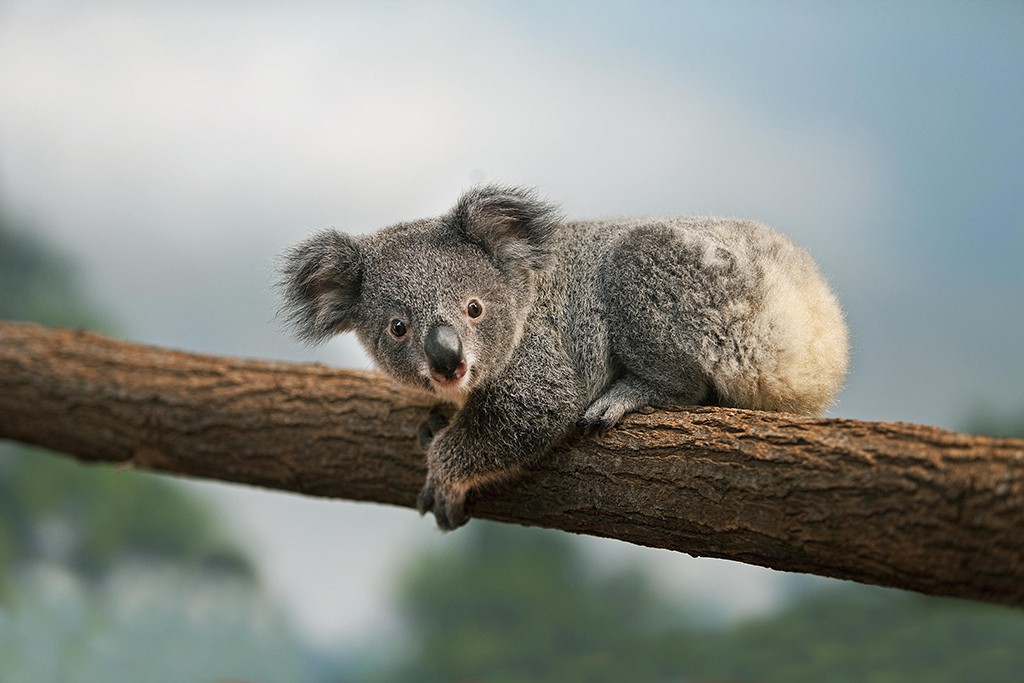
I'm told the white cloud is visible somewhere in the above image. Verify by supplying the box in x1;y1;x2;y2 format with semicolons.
0;1;885;239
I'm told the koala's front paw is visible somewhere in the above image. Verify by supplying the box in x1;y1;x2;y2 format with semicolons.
417;405;453;451
416;475;469;531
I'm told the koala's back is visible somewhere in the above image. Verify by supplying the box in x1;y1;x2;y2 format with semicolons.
536;219;622;398
540;216;848;415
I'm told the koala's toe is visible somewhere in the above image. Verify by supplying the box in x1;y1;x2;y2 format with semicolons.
416;483;436;516
578;405;605;433
579;402;626;435
417;422;435;451
598;404;627;428
418;405;453;450
427;405;452;431
576;416;602;436
417;479;469;530
436;499;469;531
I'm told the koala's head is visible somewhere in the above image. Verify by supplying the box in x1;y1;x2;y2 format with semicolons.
278;185;561;402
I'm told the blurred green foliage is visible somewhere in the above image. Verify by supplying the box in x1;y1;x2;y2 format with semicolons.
391;522;674;683
377;521;1024;683
0;212;253;587
0;445;255;583
0;209;308;682
0;217;111;329
963;409;1024;439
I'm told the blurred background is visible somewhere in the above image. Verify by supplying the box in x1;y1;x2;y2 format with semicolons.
1;1;1022;681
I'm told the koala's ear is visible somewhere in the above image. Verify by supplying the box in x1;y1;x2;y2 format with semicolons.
277;229;363;344
452;184;563;272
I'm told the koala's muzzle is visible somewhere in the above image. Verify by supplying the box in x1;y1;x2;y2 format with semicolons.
425;325;467;383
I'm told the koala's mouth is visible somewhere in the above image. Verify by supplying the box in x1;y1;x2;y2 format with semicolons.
424;357;474;402
429;365;470;390
429;357;467;384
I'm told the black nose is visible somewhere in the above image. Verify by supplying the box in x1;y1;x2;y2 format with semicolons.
424;325;465;380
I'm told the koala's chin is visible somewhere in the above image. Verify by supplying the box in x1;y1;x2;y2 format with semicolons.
429;380;471;407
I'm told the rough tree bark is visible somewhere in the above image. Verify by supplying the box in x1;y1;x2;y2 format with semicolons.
1;320;1022;607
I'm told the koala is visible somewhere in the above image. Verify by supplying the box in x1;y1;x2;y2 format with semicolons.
278;184;849;530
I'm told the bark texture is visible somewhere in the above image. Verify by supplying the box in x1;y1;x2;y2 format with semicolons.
1;320;1022;606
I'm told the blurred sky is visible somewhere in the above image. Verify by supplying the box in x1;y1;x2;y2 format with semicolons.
1;0;1022;647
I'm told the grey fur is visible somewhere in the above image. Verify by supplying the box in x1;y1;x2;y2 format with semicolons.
277;185;849;529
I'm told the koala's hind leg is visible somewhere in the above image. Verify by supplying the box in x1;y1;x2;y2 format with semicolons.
580;374;677;432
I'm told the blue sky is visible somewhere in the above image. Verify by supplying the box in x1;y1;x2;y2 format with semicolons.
1;0;1022;644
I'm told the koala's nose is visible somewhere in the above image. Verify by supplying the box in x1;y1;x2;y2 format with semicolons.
424;325;466;381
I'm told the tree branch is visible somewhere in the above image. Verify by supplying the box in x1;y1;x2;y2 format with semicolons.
1;320;1022;606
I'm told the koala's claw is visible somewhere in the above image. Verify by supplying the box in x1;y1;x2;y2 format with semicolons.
416;483;435;516
417;479;469;531
437;501;469;531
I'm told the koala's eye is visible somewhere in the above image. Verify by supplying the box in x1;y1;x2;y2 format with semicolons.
466;299;484;320
389;318;408;339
